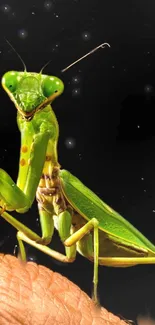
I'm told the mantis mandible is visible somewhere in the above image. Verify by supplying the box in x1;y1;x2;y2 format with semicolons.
1;42;155;305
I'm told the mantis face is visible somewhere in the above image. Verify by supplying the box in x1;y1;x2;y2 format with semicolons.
1;71;64;118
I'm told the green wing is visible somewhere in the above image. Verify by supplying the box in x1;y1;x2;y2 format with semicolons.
59;169;155;253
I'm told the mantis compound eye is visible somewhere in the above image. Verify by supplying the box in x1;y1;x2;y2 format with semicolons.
42;76;64;98
2;71;19;93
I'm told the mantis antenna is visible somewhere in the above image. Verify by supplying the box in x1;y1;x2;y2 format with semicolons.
5;38;27;72
61;42;110;73
40;42;110;74
39;60;52;74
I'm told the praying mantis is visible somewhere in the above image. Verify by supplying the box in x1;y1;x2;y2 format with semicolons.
1;42;155;305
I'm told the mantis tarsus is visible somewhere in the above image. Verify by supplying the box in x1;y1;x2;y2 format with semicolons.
1;42;155;305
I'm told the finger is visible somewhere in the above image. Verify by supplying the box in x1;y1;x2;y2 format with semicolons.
0;254;127;325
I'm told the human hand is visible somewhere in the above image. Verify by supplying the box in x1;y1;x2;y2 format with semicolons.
0;254;127;325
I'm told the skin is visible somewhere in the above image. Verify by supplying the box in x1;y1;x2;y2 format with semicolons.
0;254;128;325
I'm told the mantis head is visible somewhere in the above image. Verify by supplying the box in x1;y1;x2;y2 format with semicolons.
1;71;64;119
1;42;110;120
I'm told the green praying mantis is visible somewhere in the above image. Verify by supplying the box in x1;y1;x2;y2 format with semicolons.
1;41;155;305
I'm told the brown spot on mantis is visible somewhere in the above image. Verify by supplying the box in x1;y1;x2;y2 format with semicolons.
45;155;52;161
20;158;26;166
21;145;28;153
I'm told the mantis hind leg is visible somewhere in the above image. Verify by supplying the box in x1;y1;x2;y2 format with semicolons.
64;218;99;304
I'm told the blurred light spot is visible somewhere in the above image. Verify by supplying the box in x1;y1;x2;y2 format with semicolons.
44;1;53;10
28;255;37;262
144;84;154;94
65;138;76;149
82;31;91;41
51;42;60;52
1;4;11;13
72;75;81;84
13;244;18;256
18;29;28;39
72;88;81;97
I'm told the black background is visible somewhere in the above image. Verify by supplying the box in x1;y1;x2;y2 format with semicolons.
0;0;155;321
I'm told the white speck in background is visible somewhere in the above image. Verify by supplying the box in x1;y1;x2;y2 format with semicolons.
28;255;37;262
1;4;11;13
65;138;76;149
44;1;53;11
82;31;91;41
72;75;81;84
54;12;59;18
144;84;154;94
13;244;18;256
18;29;28;39
72;88;81;97
78;153;82;160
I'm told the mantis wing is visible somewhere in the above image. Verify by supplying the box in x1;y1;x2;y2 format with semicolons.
60;169;155;255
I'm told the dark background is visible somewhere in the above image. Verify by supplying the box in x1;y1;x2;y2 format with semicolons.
0;0;155;321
